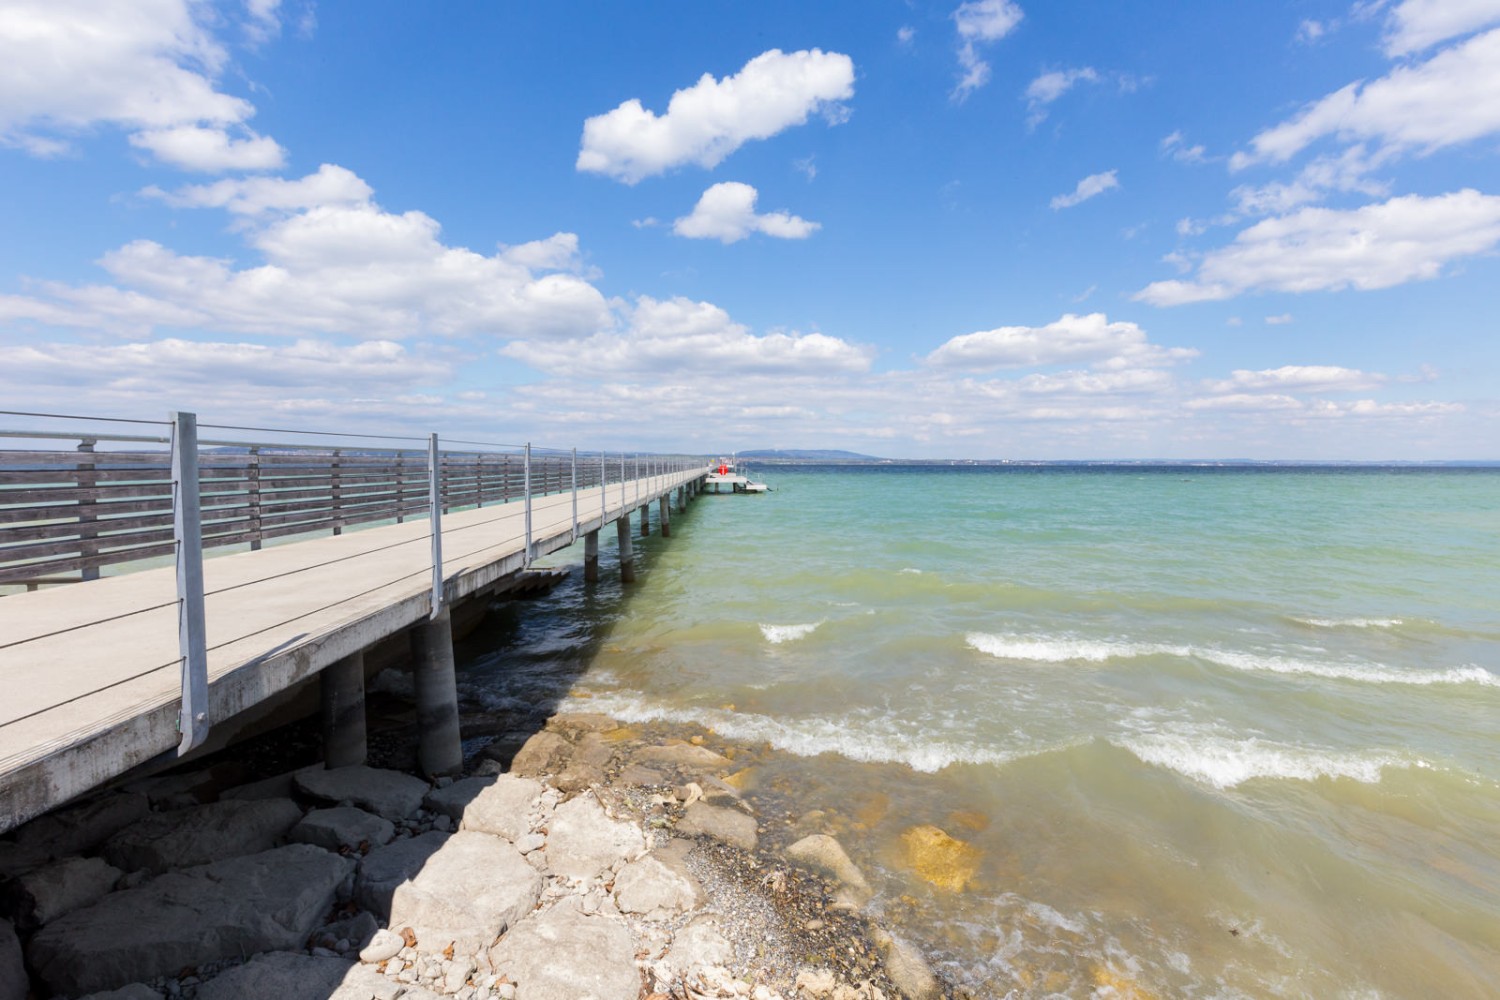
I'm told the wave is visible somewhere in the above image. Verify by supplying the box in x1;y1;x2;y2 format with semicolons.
760;621;822;644
1294;616;1403;629
1115;732;1420;790
965;631;1498;688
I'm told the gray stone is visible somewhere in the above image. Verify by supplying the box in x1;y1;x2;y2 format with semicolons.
338;965;443;1000
785;834;873;907
221;764;323;801
617;764;666;786
76;986;163;1000
324;909;379;952
634;744;731;772
0;855;121;932
291;806;396;852
508;731;570;778
542;794;644;879
353;831;449;920
613;855;702;920
872;929;940;1000
0;919;24;1000
195;952;354;1000
389;831;542;954
432;775;547;846
664;915;734;973
295;765;430;821
676;802;758;851
423;775;491;819
122;762;247;806
1;793;148;875
102;797;303;873
489;902;638;1000
27;845;354;996
359;927;405;962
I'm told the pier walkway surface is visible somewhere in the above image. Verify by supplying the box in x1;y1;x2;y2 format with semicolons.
0;410;708;832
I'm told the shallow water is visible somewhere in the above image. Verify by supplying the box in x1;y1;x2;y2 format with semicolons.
461;466;1500;998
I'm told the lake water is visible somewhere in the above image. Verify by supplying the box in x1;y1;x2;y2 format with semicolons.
460;466;1500;998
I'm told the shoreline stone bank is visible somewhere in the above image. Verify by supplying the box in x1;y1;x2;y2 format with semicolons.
1;709;950;1000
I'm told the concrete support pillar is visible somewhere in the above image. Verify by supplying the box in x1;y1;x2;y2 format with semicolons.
659;494;671;537
410;609;463;777
640;502;650;536
320;651;367;769
616;513;636;583
583;529;599;582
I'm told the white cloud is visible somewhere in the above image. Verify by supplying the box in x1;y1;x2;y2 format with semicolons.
1135;190;1500;305
0;0;282;170
1050;169;1119;209
1297;18;1328;43
1231;28;1500;170
793;155;817;181
925;312;1196;370
1206;365;1385;392
1183;393;1306;412
1229;146;1391;217
952;0;1024;102
1383;0;1500;55
145;163;374;215
672;182;820;243
576;49;855;184
502;295;872;377
243;0;283;46
1264;313;1294;325
1024;67;1099;126
897;25;916;45
1161;130;1207;163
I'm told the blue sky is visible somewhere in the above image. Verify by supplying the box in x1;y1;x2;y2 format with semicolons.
2;0;1498;459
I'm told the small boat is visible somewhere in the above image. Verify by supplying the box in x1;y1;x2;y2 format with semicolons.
704;455;771;493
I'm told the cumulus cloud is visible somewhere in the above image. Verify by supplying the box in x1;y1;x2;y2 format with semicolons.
1161;130;1207;163
1050;169;1119;209
1383;0;1500;55
925;312;1197;370
0;0;284;170
952;0;1024;102
1205;365;1385;393
576;49;854;184
502;295;872;377
145;163;375;215
1024;67;1100;125
672;182;820;243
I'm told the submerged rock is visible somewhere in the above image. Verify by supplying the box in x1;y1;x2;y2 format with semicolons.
897;824;981;893
872;928;940;1000
387;831;542;954
635;743;732;772
785;835;873;907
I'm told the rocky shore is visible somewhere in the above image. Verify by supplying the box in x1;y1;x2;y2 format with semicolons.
1;707;952;1000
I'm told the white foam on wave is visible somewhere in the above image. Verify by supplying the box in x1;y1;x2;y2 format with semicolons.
966;631;1499;688
562;691;1023;773
760;621;822;644
899;567;923;574
1116;732;1417;790
1296;616;1404;629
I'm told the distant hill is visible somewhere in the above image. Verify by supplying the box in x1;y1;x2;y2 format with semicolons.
735;449;883;462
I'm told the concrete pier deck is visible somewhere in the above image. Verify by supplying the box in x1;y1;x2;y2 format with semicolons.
0;470;701;831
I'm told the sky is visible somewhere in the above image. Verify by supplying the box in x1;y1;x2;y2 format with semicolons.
2;0;1499;460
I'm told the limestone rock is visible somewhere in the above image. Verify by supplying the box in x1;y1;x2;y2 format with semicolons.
1;793;148;876
664;915;734;972
508;731;571;778
786;834;873;907
353;831;449;920
195;951;354;1000
544;712;619;734
75;986;163;1000
294;765;429;821
635;744;731;772
613;855;702;920
290;806;396;852
102;797;303;873
489;902;638;1000
618;764;665;786
677;802;758;851
0;855;122;932
1;919;25;1000
872;929;939;999
543;794;644;879
795;968;838;997
388;831;543;954
435;774;545;843
338;964;443;1000
897;825;981;893
359;927;405;963
27;844;353;997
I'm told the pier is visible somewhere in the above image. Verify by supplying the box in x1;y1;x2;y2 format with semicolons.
0;411;708;832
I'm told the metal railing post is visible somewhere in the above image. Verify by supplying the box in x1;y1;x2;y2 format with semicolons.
248;446;263;548
76;438;99;581
600;451;606;519
171;411;209;754
428;433;443;618
523;443;533;566
570;447;578;540
619;453;626;511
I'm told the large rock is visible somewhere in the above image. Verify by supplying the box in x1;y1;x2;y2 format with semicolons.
1;919;25;1000
897;825;981;893
543;794;644;879
676;802;758;851
508;731;571;778
872;928;940;1000
353;831;449;920
613;855;702;920
27;845;353;996
664;915;734;973
544;712;620;734
294;765;429;821
195;951;354;1000
123;762;248;807
222;764;323;801
1;793;148;875
634;744;731;772
290;807;395;852
0;855;122;931
102;797;303;873
76;986;163;1000
489;902;639;1000
388;831;542;954
425;774;545;842
785;834;873;906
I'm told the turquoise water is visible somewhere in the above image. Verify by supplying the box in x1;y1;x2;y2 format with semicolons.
464;467;1500;998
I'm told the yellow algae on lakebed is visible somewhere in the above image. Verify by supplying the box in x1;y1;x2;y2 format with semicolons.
898;824;982;892
1092;965;1158;1000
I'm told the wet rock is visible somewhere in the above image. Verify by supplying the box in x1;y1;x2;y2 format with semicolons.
677;802;758;851
359;927;405;962
1;919;24;1000
618;764;665;786
290;806;396;852
785;835;873;907
872;929;939;1000
635;744;732;772
489;901;638;1000
613;855;703;919
389;831;543;954
0;793;148;876
0;855;122;931
897;825;981;893
27;844;353;996
545;712;619;734
195;951;353;1000
294;765;429;821
75;986;163;1000
353;831;449;920
101;797;303;874
543;794;645;879
508;731;571;778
